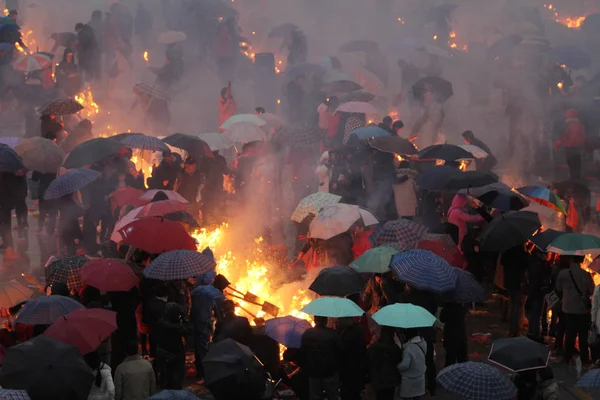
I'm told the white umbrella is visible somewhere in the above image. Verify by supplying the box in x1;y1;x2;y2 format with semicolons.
158;30;187;44
220;114;266;130
139;190;189;203
359;208;379;226
195;133;234;151
309;204;361;240
336;101;378;114
223;122;267;143
259;112;284;132
459;144;488;159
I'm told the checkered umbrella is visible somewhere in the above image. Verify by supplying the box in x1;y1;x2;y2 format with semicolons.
46;255;89;291
119;134;170;152
0;389;31;400
133;82;170;100
44;168;100;200
15;295;84;325
441;268;485;303
389;250;458;293
273;124;323;146
143;250;216;281
369;219;429;248
575;369;600;388
437;362;517;400
291;192;342;223
39;98;84;116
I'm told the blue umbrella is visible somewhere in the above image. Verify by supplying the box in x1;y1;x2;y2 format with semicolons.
44;168;101;200
149;390;200;400
0;389;30;400
389;250;458;293
575;369;600;388
349;126;390;140
16;295;84;325
265;316;312;348
143;250;216;281
0;143;24;173
437;362;517;400
550;45;592;69
0;136;21;148
442;268;485;303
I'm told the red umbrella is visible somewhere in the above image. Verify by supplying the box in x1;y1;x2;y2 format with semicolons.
133;199;189;218
43;308;117;354
416;238;465;268
119;217;197;254
79;259;140;292
107;187;147;215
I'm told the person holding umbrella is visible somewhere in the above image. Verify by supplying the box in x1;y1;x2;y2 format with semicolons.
396;328;427;400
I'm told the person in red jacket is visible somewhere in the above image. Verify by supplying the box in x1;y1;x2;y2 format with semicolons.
554;109;585;180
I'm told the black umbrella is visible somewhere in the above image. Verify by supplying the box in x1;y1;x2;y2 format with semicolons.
340;90;376;104
368;136;417;155
340;40;379;53
164;210;200;228
0;336;94;400
415;166;498;192
63;138;124;169
488;337;550;372
162;133;214;159
417;144;474;161
479;211;541;252
412;76;453;102
487;35;522;60
477;190;528;212
309;265;365;296
530;229;566;251
0;143;24;173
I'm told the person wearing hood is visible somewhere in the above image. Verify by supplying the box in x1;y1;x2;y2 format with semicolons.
56;48;81;97
462;130;497;171
554;109;585;180
396;328;427;400
155;302;191;389
148;150;180;191
447;194;485;247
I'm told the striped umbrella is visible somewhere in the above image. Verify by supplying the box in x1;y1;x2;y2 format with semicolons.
44;168;100;200
16;295;84;325
389;250;458;293
441;268;485;303
143;250;216;280
12;53;52;72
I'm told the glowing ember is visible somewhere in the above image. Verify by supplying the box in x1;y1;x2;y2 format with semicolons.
433;35;438;41
143;50;149;62
557;82;564;89
397;17;405;24
557;16;586;29
459;160;469;171
583;254;600;285
75;86;100;117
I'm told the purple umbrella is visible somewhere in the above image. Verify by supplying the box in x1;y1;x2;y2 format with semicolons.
265;316;312;348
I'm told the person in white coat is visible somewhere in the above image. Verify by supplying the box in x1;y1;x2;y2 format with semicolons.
396;329;427;400
85;351;115;400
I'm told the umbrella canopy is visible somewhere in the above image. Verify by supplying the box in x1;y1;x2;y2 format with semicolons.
412;77;453;103
291;192;342;223
415;166;498;192
549;45;592;69
300;297;364;318
417;144;475;161
530;229;566;250
202;338;261;385
273;124;323;146
220;114;266;130
340;90;376;103
0;143;24;173
46;255;89;291
477;189;528;212
322;71;363;93
308;204;361;240
164;210;200;228
44;168;100;200
284;62;326;82
140;189;188;203
336;101;378;114
63;138;124;168
359;208;378;226
118;217;197;253
0;389;30;400
222;122;267;143
0;137;21;149
162;133;213;158
143;250;216;281
16;295;84;325
150;391;200;400
479;211;541;252
0;282;34;310
575;369;600;388
268;23;300;38
441;268;486;303
516;185;567;214
349;126;389;140
369;219;429;248
14;137;64;173
43;308;117;354
458;144;489;159
107;187;147;215
416;238;465;268
545;233;600;255
368;136;417;155
158;30;187;44
133;82;170;100
196;133;234;151
488;336;550;372
350;247;398;273
264;316;312;348
389;250;458;293
12;53;52;72
372;303;436;328
258;112;284;132
133;199;188;218
39;98;84;116
437;362;517;400
80;259;139;292
309;266;366;296
119;134;169;152
0;336;94;400
339;40;378;52
488;35;523;59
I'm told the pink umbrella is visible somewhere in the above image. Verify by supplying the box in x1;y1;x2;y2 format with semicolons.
139;190;188;203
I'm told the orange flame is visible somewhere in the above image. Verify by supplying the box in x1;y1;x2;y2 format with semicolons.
143;50;149;62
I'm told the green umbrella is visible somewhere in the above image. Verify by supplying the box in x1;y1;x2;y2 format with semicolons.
63;138;123;169
300;297;364;318
546;233;600;255
350;247;398;273
372;303;436;328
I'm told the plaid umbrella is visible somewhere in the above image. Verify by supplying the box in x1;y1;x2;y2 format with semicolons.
0;144;24;173
264;316;312;348
44;168;100;200
370;219;429;248
575;369;600;388
119;134;169;152
133;82;170;100
291;192;342;223
12;53;52;72
46;255;89;291
63;138;124;168
143;250;216;280
488;337;550;372
149;391;200;400
389;250;458;293
0;282;34;309
39;98;84;116
0;137;21;149
0;389;31;400
16;295;84;325
308;204;361;240
15;137;65;173
274;124;323;146
441;268;485;303
309;266;366;296
437;362;517;400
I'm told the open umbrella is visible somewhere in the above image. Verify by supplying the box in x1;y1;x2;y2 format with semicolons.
44;168;100;200
549;45;592;69
16;295;84;325
575;369;600;388
258;112;284;132
265;316;312;348
158;30;187;44
119;134;169;152
309;266;365;296
133;82;170;101
348;126;389;140
369;219;429;248
63;138;123;168
0;389;30;400
322;71;363;93
412;77;453;103
196;133;234;151
43;308;117;354
545;233;600;255
268;23;300;38
437;362;517;400
133;199;188;218
416;237;464;268
222;122;267;143
291;192;342;223
80;259;139;292
441;268;485;303
150;391;200;400
164;210;200;228
39;98;84;116
0;282;33;310
368;136;417;155
336;101;378;115
46;255;89;291
477;189;528;212
0;144;24;173
162;133;213;158
12;53;52;72
15;137;64;173
488;35;523;59
340;90;376;103
516;185;567;214
359;208;378;226
220;114;266;130
273;124;323;146
372;303;436;328
140;189;188;203
107;187;147;215
143;250;216;280
415;166;498;192
417;144;475;161
459;144;489;159
488;336;550;372
389;250;458;293
300;297;364;318
530;229;566;250
0;137;21;149
118;217;197;253
479;211;541;252
308;204;361;240
350;247;398;273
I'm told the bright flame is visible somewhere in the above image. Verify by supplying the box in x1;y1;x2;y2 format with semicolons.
459;160;469;171
3;9;8;16
557;82;564;89
557;16;586;29
583;254;600;285
449;31;456;38
397;17;405;24
395;154;404;162
74;86;100;117
433;35;438;40
143;50;149;62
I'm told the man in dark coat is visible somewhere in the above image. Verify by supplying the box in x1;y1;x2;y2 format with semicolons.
148;150;180;190
176;157;205;218
502;245;529;337
440;302;468;366
337;317;366;400
462;130;497;171
155;302;191;389
75;22;100;81
213;300;252;345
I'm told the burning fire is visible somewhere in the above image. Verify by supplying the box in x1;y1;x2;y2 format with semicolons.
583;254;600;285
459;160;469;171
143;50;149;63
544;4;589;29
75;86;100;117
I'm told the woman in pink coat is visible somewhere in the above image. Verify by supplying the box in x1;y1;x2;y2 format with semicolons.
447;194;484;246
